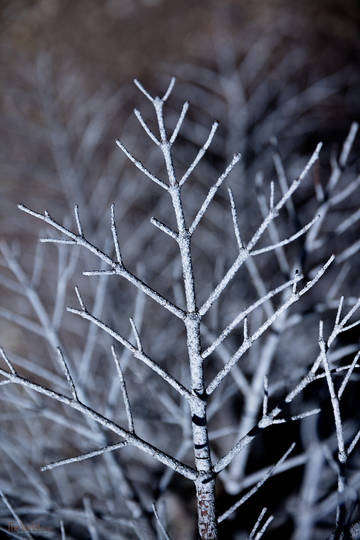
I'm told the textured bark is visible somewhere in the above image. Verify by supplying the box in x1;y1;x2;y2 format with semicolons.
171;185;218;539
196;477;218;539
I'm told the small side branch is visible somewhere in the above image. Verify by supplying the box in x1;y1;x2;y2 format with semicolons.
206;256;334;395
150;217;178;240
228;188;243;249
110;203;122;264
199;144;322;318
134;78;155;102
111;346;134;432
56;347;78;402
74;204;83;237
202;273;302;359
338;350;360;399
189;153;241;234
67;298;193;402
129;317;142;353
116;140;168;190
249;508;273;540
41;441;128;472
0;365;197;481
0;347;16;375
319;322;346;465
250;214;320;257
170;101;189;146
134;109;160;146
18;204;186;321
179;122;219;187
218;444;295;523
152;503;172;540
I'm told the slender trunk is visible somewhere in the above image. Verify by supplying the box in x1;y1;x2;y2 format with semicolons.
195;475;218;539
171;186;218;539
187;316;218;539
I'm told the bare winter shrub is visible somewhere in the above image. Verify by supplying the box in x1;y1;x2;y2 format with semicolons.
0;71;359;540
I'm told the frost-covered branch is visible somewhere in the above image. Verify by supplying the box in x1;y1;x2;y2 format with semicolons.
199;143;322;317
18;204;186;321
218;443;295;523
0;360;197;481
207;255;334;395
67;290;193;402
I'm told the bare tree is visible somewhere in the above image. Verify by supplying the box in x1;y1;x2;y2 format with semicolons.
1;77;359;539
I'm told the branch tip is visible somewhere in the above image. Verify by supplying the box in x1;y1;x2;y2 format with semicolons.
162;76;176;102
74;286;85;311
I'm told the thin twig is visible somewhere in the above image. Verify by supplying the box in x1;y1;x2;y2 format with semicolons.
74;204;83;237
67;303;193;402
0;366;197;481
189;153;241;234
179;122;219;187
218;443;295;522
134;109;160;146
170;101;189;145
111;345;134;432
249;508;267;539
207;256;334;395
56;347;78;402
199;144;322;317
18;204;186;321
152;503;172;540
41;441;128;472
110;203;122;264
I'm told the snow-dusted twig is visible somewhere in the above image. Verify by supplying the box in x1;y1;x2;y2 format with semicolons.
56;347;78;402
218;443;295;523
0;364;197;481
18;204;186;321
129;317;143;353
189;153;241;234
319;320;347;533
150;217;178;240
249;508;267;539
152;503;172;540
348;429;360;456
41;441;128;472
199;143;322;318
338;350;360;399
74;204;83;237
179;122;219;187
0;347;16;375
116;140;168;190
111;346;134;432
134;108;160;146
67;296;193;402
207;256;334;395
228;187;243;249
254;515;274;539
170;101;189;146
203;272;302;358
110;203;122;264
